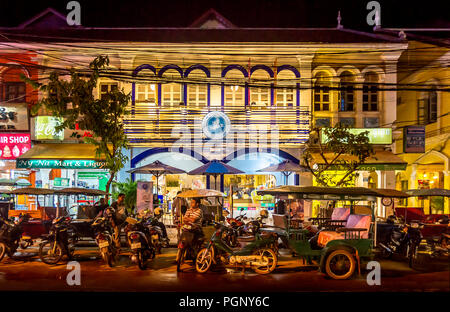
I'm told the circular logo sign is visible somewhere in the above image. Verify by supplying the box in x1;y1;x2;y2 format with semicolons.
202;112;231;139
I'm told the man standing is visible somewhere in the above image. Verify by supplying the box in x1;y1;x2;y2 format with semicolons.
110;193;127;249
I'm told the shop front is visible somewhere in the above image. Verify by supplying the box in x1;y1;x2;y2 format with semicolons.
125;147;302;219
308;150;407;218
14;143;108;214
399;149;450;214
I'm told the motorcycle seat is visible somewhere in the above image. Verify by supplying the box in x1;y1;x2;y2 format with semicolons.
237;235;255;243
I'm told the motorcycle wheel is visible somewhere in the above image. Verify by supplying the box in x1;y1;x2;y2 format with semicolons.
137;250;146;270
0;242;6;261
176;247;186;272
196;248;213;273
409;244;427;271
101;247;113;267
324;249;356;280
39;241;64;265
252;248;278;275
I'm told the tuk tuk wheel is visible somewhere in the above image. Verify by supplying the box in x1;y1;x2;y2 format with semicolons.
252;248;278;275
196;248;213;273
324;249;356;280
0;242;6;261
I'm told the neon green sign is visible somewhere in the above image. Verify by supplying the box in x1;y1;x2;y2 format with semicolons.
321;128;392;144
17;159;106;169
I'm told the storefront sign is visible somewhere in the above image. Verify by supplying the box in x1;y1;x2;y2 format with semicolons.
17;159;106;169
137;181;153;213
35;116;64;140
321;128;392;144
0;103;29;131
54;177;70;187
0;133;31;159
403;126;425;153
77;172;108;179
202;111;231;139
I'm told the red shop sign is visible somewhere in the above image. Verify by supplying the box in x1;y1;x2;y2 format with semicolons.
0;133;31;159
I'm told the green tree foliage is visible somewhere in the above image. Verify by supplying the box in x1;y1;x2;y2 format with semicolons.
112;178;137;215
302;124;375;187
23;56;130;195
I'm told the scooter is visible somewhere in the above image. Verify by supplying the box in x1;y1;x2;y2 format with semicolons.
176;223;205;272
195;221;278;274
378;219;424;268
39;216;74;265
145;215;169;252
126;217;156;270
91;212;118;267
0;214;32;262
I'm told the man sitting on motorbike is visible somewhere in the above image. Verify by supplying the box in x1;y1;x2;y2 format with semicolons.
182;198;204;240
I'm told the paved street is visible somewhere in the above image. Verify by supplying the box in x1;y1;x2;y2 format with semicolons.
0;242;448;292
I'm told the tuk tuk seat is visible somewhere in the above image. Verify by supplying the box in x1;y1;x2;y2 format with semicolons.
317;214;371;247
268;214;307;239
309;207;350;230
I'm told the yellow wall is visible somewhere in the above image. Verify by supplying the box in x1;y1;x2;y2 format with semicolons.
395;42;450;213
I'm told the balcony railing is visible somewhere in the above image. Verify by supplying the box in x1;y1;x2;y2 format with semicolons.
124;105;310;148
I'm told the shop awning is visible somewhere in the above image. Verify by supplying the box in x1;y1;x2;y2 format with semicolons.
310;150;407;171
16;144;107;169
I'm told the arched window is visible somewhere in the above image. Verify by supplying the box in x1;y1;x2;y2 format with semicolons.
135;68;157;107
363;72;379;111
161;69;182;106
249;69;271;107
339;71;355;112
313;72;330;111
186;69;208;108
276;70;296;107
224;69;245;107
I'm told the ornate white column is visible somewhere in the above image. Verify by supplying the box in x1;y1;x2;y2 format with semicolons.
209;59;223;108
296;54;314;111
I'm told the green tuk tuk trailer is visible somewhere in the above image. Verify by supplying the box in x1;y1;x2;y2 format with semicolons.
258;186;385;280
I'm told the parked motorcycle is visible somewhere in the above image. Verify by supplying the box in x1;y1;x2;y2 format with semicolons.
91;211;118;267
126;217;156;270
0;214;31;262
176;224;205;272
377;218;424;268
416;216;449;261
195;221;278;274
39;216;74;265
145;215;169;252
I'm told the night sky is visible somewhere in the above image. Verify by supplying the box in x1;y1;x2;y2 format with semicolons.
1;0;449;29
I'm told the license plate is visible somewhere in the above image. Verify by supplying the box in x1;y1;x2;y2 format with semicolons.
99;241;109;248
131;242;141;249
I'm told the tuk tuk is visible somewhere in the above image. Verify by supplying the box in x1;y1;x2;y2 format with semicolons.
174;189;226;272
257;186;383;280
